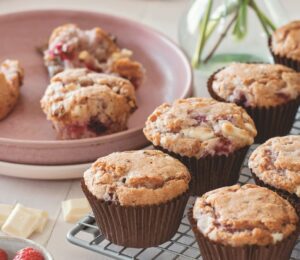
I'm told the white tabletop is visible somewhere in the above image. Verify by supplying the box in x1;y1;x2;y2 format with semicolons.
0;1;298;260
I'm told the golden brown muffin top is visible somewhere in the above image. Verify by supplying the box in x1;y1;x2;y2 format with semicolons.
41;68;137;123
83;150;191;206
272;21;300;60
212;63;300;107
193;184;298;247
249;135;300;197
143;98;256;159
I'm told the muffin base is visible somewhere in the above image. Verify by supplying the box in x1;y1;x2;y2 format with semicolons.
269;37;300;71
251;170;300;216
155;146;249;196
81;179;189;248
52;120;127;140
207;69;300;143
188;208;299;260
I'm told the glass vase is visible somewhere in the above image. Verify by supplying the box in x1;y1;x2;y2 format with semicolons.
178;0;289;96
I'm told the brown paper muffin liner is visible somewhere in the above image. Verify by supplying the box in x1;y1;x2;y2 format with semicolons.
155;146;249;196
81;179;189;248
269;37;300;71
188;208;299;260
207;68;300;143
251;170;300;216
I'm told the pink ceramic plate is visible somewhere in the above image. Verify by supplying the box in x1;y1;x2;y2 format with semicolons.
0;10;192;165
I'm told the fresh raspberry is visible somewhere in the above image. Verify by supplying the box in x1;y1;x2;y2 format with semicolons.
13;247;44;260
0;249;8;260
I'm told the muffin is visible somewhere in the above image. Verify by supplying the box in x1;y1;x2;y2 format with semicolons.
0;59;24;120
81;150;190;247
249;135;300;214
270;21;300;71
188;184;299;260
208;63;300;143
40;68;137;139
43;24;144;88
143;97;256;195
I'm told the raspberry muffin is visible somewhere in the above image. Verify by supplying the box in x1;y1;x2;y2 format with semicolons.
82;150;190;247
270;21;300;71
41;68;137;139
143;97;257;195
249;135;300;214
0;59;24;120
208;63;300;143
189;184;299;260
44;24;144;88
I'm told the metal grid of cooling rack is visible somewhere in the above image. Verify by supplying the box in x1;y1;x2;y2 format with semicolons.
67;110;300;260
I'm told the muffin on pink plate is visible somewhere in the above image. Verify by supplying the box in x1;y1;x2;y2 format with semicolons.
40;68;137;139
143;97;257;195
81;150;190;248
0;59;24;120
43;24;144;88
189;184;299;260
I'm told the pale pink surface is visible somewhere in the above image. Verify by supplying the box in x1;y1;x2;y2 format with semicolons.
0;10;192;165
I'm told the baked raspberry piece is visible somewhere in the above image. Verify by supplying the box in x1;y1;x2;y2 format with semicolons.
41;68;137;139
44;24;144;89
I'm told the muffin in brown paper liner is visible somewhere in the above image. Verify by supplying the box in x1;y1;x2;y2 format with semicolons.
251;170;300;216
269;37;300;72
81;179;189;248
188;208;299;260
155;145;249;196
207;68;300;143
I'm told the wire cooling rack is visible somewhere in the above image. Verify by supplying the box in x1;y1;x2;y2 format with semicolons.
67;110;300;260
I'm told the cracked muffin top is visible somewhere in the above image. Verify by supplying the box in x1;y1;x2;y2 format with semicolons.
40;68;137;139
143;98;256;159
193;184;298;247
83;150;191;206
41;68;137;121
211;63;300;107
44;24;144;88
271;21;300;60
249;135;300;197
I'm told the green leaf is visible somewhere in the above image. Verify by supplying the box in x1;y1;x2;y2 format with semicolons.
232;0;249;40
192;0;214;67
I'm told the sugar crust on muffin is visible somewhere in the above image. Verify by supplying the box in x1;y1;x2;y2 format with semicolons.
272;21;300;60
83;150;191;206
211;63;300;107
249;135;300;197
193;184;298;247
41;68;137;139
143;97;257;159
